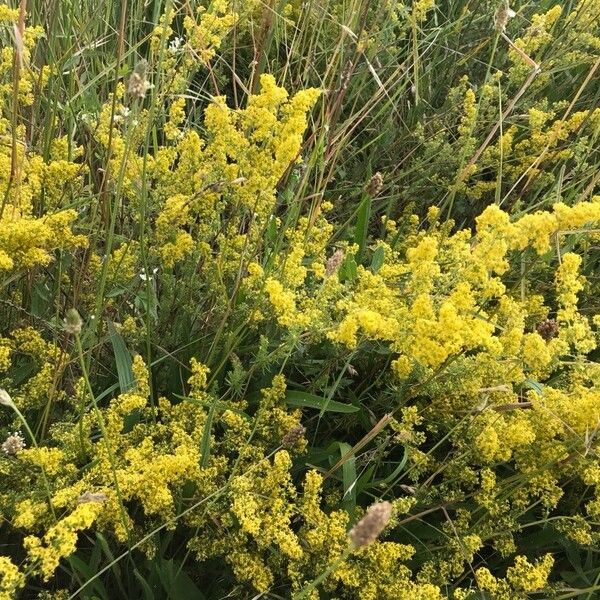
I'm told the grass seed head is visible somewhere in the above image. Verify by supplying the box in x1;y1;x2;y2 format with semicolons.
349;501;393;548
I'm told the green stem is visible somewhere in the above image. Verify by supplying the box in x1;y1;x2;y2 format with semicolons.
293;546;353;600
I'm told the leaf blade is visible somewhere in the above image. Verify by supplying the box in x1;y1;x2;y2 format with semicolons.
107;320;135;393
284;390;359;413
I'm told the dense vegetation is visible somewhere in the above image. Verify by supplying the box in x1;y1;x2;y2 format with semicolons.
1;0;600;597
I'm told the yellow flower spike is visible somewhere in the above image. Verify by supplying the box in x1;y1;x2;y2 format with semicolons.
24;503;103;581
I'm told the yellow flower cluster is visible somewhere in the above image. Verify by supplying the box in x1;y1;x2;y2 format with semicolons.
475;555;554;599
0;327;65;411
24;502;103;581
92;73;320;277
0;556;24;600
183;0;238;64
417;1;600;206
0;6;47;105
0;4;18;21
509;2;600;87
412;0;436;22
228;196;600;582
0;209;85;272
0;14;86;275
325;201;599;377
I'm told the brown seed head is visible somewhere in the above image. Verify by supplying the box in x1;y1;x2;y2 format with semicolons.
128;61;153;100
536;318;559;341
325;249;345;277
78;491;108;504
348;501;393;548
495;1;515;31
365;172;384;197
281;425;306;449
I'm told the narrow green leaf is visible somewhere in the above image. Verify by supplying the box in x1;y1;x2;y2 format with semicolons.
284;390;359;413
336;442;357;515
66;554;93;578
95;532;126;597
200;403;215;468
67;556;109;600
134;568;155;600
376;450;409;488
135;279;159;323
370;246;385;272
523;379;544;396
105;285;128;298
171;569;206;599
155;558;174;597
107;320;135;393
31;280;51;318
339;256;358;282
356;463;377;496
156;558;206;600
265;214;278;245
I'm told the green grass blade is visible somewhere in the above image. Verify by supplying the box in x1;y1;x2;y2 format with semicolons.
200;403;215;468
107;320;135;393
335;442;357;515
284;390;359;413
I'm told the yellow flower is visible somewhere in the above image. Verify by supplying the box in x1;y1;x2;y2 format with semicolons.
24;503;102;581
188;358;210;394
0;556;24;600
264;278;304;327
506;554;554;593
412;0;436;21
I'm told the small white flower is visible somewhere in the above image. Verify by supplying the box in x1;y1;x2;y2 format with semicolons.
169;37;183;53
139;267;158;282
113;106;131;124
